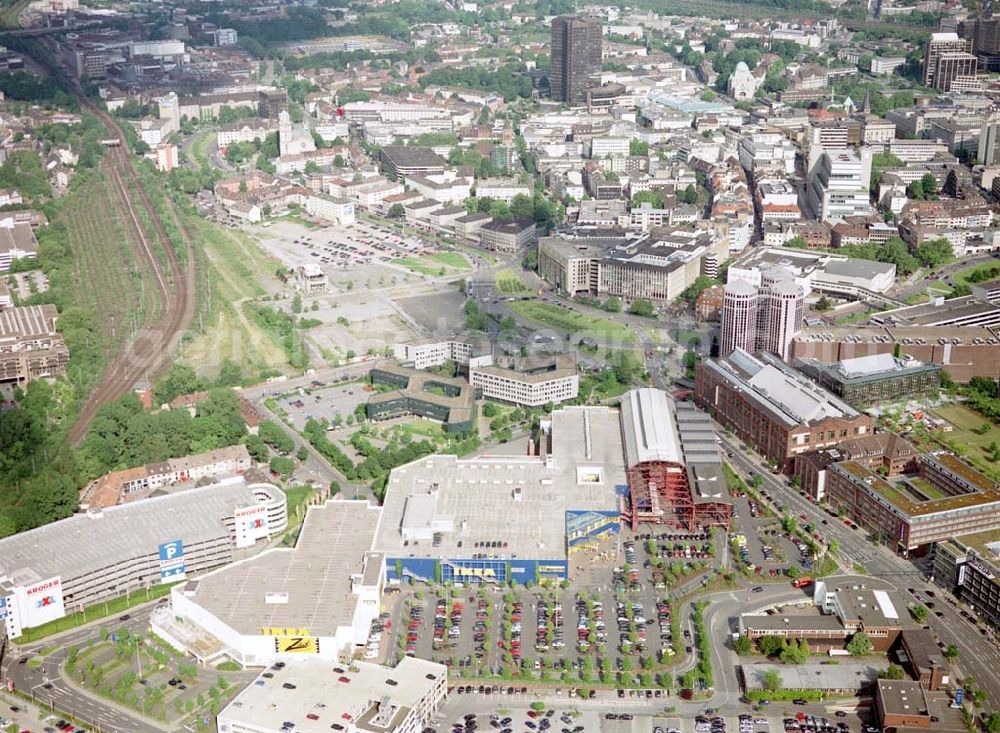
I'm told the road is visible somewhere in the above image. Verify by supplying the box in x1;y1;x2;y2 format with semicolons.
720;433;1000;708
2;606;166;733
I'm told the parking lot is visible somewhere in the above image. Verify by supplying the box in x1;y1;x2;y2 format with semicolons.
426;697;876;733
259;218;432;272
728;492;815;580
378;529;730;690
276;379;370;432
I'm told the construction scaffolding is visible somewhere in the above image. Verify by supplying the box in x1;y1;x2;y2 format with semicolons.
622;461;731;531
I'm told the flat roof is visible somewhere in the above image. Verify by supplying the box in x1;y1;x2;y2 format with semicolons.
0;477;277;589
368;363;475;426
219;657;445;733
743;662;881;691
180;500;381;637
0;304;58;338
871;295;1000;327
833;456;1000;518
380;145;447;169
372;405;625;561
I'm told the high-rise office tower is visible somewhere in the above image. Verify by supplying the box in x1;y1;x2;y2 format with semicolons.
923;32;973;87
550;15;602;104
758;278;806;361
720;271;805;361
720;279;759;357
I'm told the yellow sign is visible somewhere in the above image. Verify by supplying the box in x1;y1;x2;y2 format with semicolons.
454;566;496;578
262;627;310;636
275;636;320;654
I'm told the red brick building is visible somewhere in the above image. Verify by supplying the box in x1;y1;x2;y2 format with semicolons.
695;350;875;470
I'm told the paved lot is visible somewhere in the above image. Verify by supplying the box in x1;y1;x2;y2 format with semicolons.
277;379;370;431
380;531;729;689
429;696;875;733
397;290;469;334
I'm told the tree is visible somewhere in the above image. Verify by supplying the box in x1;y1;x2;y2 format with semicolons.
985;712;1000;733
509;194;535;221
785;235;808;249
761;669;783;691
296;445;309;461
779;642;807;664
291;293;303;314
915;238;954;268
629;139;649;156
846;631;873;656
269;456;295;476
631;190;664;209
909;604;928;623
920;172;937;198
628;298;655;317
814;296;832;312
733;635;752;655
880;663;905;680
678;184;698;205
944;644;959;661
388;203;405;218
602;296;621;312
758;635;784;657
906;179;925;200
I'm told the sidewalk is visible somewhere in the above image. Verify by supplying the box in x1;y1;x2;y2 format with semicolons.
0;690;58;731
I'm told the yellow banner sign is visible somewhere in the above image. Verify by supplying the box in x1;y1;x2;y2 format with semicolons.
454;566;496;578
275;636;319;654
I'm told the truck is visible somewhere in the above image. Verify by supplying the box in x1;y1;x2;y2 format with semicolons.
792;576;813;589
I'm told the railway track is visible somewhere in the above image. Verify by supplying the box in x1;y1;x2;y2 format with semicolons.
66;100;197;444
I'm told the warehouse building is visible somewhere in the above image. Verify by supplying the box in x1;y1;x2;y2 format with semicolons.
695;349;874;470
621;388;730;530
158;500;382;667
217;657;446;733
373;402;627;585
0;477;286;640
794;353;942;408
791;324;1000;384
826;451;1000;555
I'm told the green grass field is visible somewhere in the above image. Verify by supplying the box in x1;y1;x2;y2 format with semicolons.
428;251;468;268
510;300;636;343
495;269;528;294
953;262;1000;288
392;252;470;277
932;403;1000;461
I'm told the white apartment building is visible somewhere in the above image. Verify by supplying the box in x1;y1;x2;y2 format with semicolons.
738;130;797;177
870;56;906;75
590;136;631;158
807;147;873;223
406;172;473;204
474;178;532;203
392;339;491;370
305;194;355;226
217;121;275;148
470;363;579;407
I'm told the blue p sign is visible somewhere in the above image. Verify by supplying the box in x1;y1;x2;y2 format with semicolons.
158;540;183;562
